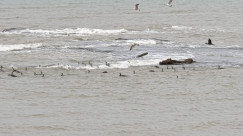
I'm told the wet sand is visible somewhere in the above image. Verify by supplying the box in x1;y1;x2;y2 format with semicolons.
0;65;243;136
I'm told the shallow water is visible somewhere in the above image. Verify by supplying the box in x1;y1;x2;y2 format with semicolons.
0;66;243;136
0;0;243;136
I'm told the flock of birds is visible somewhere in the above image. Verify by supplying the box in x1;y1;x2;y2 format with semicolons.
0;60;224;79
0;63;186;79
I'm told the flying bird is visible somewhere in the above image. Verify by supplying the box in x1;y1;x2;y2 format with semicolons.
135;4;139;10
130;43;139;50
205;38;214;45
136;52;148;58
166;0;173;7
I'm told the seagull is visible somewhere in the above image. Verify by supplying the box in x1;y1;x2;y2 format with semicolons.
166;0;173;7
135;4;139;11
130;43;139;50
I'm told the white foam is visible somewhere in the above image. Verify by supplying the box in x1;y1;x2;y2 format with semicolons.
2;27;169;37
3;28;128;36
200;28;226;33
171;26;193;30
142;28;163;34
113;59;161;68
126;39;157;45
0;43;42;51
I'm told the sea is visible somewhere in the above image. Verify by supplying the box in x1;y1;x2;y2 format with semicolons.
0;0;243;136
0;0;243;69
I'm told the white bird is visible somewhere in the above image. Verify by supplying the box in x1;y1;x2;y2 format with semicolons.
166;0;173;7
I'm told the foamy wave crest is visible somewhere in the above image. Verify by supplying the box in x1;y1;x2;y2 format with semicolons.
40;60;162;70
126;39;157;45
200;28;226;33
109;59;162;68
3;28;128;36
0;43;42;51
171;26;193;30
142;28;163;34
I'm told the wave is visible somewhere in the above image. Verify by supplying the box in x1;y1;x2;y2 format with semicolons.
1;26;229;38
36;60;161;70
200;28;226;33
37;56;193;70
1;28;128;36
164;25;227;34
1;27;168;37
64;39;158;49
0;43;42;51
171;26;193;30
126;39;157;45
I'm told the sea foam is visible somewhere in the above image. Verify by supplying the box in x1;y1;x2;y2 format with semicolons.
2;28;128;36
0;43;42;51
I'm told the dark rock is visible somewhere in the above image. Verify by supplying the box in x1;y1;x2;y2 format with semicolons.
183;58;194;64
159;58;194;65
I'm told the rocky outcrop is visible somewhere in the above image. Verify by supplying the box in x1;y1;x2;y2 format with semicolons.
159;58;194;65
183;58;194;64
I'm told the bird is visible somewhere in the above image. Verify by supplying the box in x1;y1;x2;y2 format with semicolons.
205;38;214;45
136;52;148;58
135;4;139;11
0;65;4;72
89;61;93;67
182;65;185;70
130;43;139;50
166;0;173;7
8;72;17;77
217;65;224;69
119;73;127;77
106;61;110;67
12;68;23;75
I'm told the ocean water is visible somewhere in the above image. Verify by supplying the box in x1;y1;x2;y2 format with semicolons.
0;0;243;69
0;0;243;136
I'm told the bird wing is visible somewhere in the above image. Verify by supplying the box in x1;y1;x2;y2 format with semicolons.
130;44;135;50
168;0;173;5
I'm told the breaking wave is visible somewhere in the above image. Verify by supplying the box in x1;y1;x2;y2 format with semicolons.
0;43;42;51
1;28;128;36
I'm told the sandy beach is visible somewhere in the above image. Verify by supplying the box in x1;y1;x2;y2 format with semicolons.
1;65;242;136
